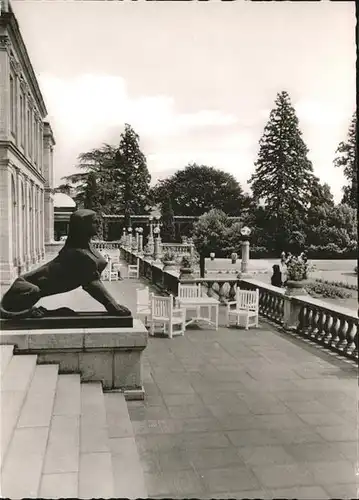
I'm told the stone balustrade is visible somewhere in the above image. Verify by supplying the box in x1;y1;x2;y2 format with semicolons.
238;278;358;361
161;243;194;256
121;248;358;361
92;240;122;252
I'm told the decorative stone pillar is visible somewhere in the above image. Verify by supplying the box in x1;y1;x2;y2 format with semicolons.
240;241;250;276
43;122;55;244
147;216;154;256
0;35;10;140
16;169;23;273
0;164;15;284
283;296;302;331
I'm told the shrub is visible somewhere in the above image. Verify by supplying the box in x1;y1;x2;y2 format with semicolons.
306;282;352;299
250;246;270;259
315;278;358;291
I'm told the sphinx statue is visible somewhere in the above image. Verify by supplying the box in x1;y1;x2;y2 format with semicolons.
0;209;132;319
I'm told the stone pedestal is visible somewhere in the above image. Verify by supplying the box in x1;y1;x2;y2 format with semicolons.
0;318;148;398
283;296;303;331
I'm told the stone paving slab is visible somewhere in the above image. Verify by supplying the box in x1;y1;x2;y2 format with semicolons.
127;314;357;498
34;276;358;498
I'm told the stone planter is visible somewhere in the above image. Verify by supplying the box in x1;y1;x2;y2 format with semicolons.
285;279;309;296
179;267;194;280
162;260;177;271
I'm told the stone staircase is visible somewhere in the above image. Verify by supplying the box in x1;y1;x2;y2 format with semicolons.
0;345;147;499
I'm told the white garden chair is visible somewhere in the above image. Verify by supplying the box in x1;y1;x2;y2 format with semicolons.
176;283;203;319
127;258;140;279
226;288;259;329
102;257;119;282
149;293;186;339
136;286;151;326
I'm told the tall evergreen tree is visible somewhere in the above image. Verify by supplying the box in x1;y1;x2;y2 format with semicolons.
117;124;151;221
248;91;317;252
60;124;151;219
161;196;176;242
334;112;357;209
83;172;104;239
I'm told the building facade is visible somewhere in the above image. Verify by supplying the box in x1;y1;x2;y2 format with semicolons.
0;1;55;284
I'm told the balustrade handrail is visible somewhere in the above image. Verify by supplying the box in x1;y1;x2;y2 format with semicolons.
240;278;358;320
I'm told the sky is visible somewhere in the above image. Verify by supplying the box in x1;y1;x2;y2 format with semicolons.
12;0;356;203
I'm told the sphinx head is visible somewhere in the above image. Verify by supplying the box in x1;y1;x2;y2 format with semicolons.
65;209;99;248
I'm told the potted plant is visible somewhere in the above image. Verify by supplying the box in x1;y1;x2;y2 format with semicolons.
161;249;177;270
285;255;313;296
179;255;194;279
231;252;238;264
210;252;215;261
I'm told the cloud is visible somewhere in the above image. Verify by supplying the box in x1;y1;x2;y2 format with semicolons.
39;73;238;141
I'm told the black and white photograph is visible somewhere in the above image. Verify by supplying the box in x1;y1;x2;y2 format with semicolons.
0;0;357;498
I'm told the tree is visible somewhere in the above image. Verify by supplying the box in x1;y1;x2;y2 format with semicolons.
161;196;176;243
334;112;357;209
306;203;357;251
192;209;231;257
152;163;247;216
61;124;151;217
117;124;151;220
248;91;318;253
308;179;335;209
82;172;104;238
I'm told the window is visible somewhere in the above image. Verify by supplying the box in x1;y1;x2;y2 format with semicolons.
10;73;16;136
21;94;26;147
19;93;24;147
27;107;31;158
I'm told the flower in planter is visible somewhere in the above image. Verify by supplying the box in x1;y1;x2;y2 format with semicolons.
180;256;193;269
286;255;314;281
161;250;177;263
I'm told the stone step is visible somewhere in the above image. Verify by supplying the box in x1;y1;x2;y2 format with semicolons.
0;363;58;499
105;392;147;499
0;344;14;378
39;374;81;498
78;382;114;499
0;354;38;470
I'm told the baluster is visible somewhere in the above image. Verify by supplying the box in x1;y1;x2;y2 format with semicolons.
321;311;333;345
302;306;313;338
228;282;236;302
262;292;268;317
279;296;284;323
310;308;320;339
316;310;326;341
269;295;276;321
322;313;333;345
337;318;348;352
217;282;226;303
344;320;357;357
206;281;214;297
330;315;341;349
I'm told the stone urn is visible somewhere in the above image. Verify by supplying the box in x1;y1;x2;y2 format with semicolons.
231;252;238;264
179;267;194;280
285;280;309;296
162;260;177;271
210;252;215;261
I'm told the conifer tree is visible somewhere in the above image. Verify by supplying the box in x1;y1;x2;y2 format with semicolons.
161;196;176;242
117;124;151;221
248;91;317;252
334;112;357;209
83;172;104;239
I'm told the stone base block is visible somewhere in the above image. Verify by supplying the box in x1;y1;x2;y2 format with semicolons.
0;319;148;392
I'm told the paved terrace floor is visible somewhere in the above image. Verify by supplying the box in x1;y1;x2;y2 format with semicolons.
38;277;358;499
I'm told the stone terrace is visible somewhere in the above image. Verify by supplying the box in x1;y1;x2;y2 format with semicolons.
34;278;359;498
